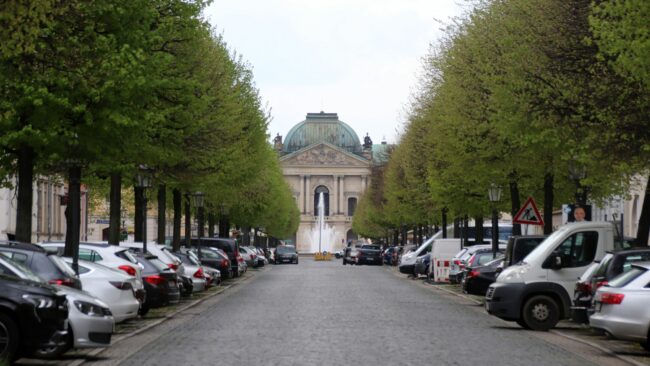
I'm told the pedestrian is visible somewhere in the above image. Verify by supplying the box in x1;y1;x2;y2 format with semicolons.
573;205;587;222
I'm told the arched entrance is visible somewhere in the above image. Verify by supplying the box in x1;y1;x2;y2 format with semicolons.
314;185;330;216
346;229;358;245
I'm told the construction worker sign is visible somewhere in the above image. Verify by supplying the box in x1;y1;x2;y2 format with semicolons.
513;197;544;226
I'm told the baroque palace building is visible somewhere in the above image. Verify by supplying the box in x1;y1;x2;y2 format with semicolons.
275;112;389;254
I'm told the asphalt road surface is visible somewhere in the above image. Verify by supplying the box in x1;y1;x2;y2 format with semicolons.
91;258;613;366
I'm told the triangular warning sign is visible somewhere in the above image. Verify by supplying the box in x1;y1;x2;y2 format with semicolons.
513;197;544;226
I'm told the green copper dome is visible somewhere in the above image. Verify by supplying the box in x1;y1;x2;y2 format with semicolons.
283;112;362;155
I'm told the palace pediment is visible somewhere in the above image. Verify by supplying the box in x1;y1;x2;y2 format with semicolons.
280;142;369;167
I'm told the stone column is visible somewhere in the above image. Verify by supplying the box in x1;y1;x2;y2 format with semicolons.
299;175;305;214
340;175;346;216
332;175;339;215
361;175;367;194
305;175;311;215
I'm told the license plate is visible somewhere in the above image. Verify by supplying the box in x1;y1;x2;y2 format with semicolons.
169;280;176;286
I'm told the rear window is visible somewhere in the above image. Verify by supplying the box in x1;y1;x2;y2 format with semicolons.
117;249;139;264
199;249;221;259
608;266;647;288
148;258;169;271
48;254;77;277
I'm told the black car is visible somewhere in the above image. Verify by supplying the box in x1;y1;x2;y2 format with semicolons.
0;269;68;362
182;247;232;279
135;253;181;309
275;245;298;264
184;238;240;277
462;256;504;296
0;241;82;290
572;248;650;323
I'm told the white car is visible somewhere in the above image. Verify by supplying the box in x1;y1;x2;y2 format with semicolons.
120;242;184;273
590;262;650;351
62;257;140;323
0;256;114;358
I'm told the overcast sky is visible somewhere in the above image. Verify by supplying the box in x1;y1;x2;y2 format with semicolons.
204;1;470;144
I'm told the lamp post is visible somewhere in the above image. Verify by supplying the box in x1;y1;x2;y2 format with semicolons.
192;192;205;257
135;167;153;253
488;183;503;259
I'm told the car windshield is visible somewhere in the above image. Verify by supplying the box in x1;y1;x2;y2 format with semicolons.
608;266;647;288
276;246;296;254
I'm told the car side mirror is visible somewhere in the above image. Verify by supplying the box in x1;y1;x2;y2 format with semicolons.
543;252;563;269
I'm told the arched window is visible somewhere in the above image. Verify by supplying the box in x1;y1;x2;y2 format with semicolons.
347;197;357;216
314;186;329;216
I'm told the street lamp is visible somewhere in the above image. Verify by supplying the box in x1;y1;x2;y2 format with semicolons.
488;183;502;259
135;166;153;253
192;192;205;257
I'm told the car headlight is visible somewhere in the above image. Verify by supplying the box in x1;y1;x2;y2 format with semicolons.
74;300;112;317
22;294;56;309
498;264;531;283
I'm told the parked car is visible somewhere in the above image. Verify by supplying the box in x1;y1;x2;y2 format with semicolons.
462;256;505;296
0;267;68;362
165;251;206;293
449;245;492;284
182;247;232;280
486;222;623;331
135;253;181;309
252;247;268;266
572;248;650;323
357;244;383;265
184;238;241;277
0;241;81;289
40;242;146;304
342;246;359;265
61;257;140;323
239;246;259;268
383;246;400;265
120;242;184;273
414;253;431;277
276;245;299;264
590;262;650;351
451;246;504;285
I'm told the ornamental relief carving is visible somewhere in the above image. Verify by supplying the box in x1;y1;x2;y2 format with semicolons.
293;145;347;165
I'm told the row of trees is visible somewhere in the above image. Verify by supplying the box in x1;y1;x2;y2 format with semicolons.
1;0;299;254
353;0;650;245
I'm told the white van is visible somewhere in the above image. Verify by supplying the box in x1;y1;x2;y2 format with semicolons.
399;223;512;275
485;221;621;331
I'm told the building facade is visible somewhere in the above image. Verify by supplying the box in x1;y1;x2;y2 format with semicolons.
276;112;384;253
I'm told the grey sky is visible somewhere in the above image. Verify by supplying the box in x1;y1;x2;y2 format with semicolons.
204;1;469;144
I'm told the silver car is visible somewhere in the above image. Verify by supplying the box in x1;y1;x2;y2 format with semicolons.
590;261;650;351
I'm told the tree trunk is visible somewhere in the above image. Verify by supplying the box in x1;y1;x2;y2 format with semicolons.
219;215;229;238
509;180;522;236
64;166;81;273
475;216;484;243
243;226;250;246
197;206;205;238
184;194;191;242
634;175;650;247
544;173;554;235
134;186;144;242
208;213;215;238
441;208;448;238
108;173;121;245
453;217;460;238
157;184;166;244
392;229;399;246
15;146;34;242
172;189;181;251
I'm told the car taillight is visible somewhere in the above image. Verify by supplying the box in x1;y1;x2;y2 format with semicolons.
118;265;137;276
220;259;229;267
595;281;608;289
168;263;179;270
49;278;76;287
453;260;461;266
467;270;479;278
600;293;624;305
193;268;204;279
250;254;255;260
110;281;133;290
144;275;165;286
575;282;592;294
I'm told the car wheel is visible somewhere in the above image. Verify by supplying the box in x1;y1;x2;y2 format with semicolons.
0;312;19;363
34;331;71;359
522;295;559;331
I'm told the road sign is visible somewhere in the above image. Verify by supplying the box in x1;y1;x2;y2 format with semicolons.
513;197;544;226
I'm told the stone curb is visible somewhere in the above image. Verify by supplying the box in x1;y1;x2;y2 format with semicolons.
388;266;646;366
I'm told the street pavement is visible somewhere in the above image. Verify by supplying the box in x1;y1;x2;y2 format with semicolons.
84;258;627;366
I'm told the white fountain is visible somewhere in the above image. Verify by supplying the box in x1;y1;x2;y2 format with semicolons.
309;192;335;253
